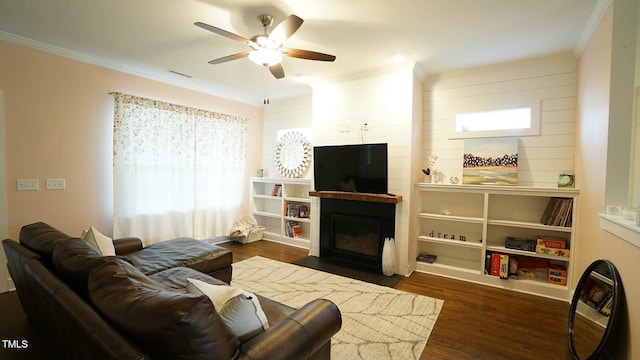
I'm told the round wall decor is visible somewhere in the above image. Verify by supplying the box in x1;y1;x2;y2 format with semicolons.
274;131;311;178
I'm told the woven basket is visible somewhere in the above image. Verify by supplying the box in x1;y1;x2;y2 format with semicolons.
234;215;265;244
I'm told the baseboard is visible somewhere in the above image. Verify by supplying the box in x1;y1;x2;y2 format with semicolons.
262;236;310;250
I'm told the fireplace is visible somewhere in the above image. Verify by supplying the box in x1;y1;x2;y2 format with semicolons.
319;198;396;272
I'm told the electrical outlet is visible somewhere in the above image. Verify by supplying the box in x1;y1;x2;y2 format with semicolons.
46;178;66;190
16;179;39;191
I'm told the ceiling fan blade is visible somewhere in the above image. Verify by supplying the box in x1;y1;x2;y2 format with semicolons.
268;15;303;45
194;21;252;45
208;52;250;65
282;48;336;62
269;63;285;79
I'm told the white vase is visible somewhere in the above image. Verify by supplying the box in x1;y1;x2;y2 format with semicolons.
382;237;396;276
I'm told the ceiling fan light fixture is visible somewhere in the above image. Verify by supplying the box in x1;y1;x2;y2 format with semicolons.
249;48;283;66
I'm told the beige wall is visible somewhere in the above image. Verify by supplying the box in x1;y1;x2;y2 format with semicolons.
576;5;639;358
0;40;263;240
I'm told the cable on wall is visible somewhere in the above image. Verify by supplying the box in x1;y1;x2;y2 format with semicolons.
360;123;368;143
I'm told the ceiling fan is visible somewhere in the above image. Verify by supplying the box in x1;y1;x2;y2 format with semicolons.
195;14;336;79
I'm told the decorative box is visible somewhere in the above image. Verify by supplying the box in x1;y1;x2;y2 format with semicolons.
548;266;567;285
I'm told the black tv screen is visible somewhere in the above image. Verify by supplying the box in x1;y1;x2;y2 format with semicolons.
313;143;388;194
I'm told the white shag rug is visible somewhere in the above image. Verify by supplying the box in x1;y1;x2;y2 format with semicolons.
231;256;444;360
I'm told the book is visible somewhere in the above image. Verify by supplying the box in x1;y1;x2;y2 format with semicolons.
540;197;573;227
485;251;493;275
271;184;282;197
490;253;501;277
499;254;510;279
291;223;302;238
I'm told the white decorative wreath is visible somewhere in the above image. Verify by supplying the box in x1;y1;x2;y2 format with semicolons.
274;131;311;178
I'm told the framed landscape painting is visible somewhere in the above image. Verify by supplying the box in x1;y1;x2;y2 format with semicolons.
463;137;518;185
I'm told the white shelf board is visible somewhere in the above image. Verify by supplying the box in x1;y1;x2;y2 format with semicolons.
419;213;484;223
418;235;483;249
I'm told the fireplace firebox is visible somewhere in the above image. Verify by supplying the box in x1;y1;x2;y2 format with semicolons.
319;198;395;272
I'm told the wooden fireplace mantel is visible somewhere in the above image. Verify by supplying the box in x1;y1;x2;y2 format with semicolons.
309;190;402;204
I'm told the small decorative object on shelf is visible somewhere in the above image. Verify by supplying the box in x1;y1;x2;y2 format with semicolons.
557;173;575;188
421;155;438;183
417;252;437;264
450;176;459;184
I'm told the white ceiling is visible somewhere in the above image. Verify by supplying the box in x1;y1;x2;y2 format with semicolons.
0;0;602;105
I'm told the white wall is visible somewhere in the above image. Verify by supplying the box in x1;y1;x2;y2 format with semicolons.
422;53;578;187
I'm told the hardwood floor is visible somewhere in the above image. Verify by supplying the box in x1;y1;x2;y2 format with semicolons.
0;240;573;360
220;240;574;360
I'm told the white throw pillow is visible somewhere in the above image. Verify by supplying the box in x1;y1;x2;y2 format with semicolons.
81;226;116;256
186;278;269;341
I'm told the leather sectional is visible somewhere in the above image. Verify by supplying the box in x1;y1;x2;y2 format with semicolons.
3;222;341;360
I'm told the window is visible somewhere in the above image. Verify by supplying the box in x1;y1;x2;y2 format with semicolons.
112;93;248;243
451;102;540;139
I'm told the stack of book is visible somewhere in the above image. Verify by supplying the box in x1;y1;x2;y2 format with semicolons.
271;184;282;197
540;197;573;227
285;203;310;218
285;221;302;238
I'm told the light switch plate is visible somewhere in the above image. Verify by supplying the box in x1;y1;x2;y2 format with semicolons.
16;179;39;191
46;178;66;190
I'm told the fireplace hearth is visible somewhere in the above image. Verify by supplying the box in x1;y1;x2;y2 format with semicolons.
319;197;396;272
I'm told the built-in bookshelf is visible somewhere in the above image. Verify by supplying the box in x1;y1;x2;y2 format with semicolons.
413;183;579;300
250;177;312;248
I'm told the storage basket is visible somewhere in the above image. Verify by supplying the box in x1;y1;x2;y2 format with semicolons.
231;215;265;244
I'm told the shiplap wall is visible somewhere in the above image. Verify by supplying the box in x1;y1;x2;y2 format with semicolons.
262;95;312;179
310;67;419;273
422;53;577;187
262;66;421;274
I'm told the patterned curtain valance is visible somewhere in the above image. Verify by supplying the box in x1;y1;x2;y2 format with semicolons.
109;92;249;124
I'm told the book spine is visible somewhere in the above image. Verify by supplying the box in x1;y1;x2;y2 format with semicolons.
499;254;510;279
490;253;501;277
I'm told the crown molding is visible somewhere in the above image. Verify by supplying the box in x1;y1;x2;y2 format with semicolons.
0;31;255;105
574;0;612;56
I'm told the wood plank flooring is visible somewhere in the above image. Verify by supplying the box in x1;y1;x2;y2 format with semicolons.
220;240;573;360
0;240;573;360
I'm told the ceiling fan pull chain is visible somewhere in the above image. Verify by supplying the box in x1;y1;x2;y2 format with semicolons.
264;66;270;105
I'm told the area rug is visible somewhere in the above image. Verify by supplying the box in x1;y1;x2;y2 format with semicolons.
231;256;444;360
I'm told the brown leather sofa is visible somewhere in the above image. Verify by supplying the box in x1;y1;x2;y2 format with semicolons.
3;222;341;360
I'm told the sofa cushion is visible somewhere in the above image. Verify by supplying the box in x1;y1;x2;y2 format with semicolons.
52;238;131;297
88;258;238;360
149;266;228;291
81;226;116;256
186;278;269;342
125;237;232;276
19;222;75;262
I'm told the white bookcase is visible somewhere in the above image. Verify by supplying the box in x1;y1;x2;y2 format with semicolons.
414;183;579;300
250;177;312;248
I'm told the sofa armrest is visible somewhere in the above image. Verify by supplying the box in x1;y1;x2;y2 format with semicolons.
238;299;342;360
113;237;143;255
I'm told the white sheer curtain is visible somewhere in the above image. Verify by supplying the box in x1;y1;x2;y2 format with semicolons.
112;93;247;244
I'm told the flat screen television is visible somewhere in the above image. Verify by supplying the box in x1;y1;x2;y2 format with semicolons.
313;143;388;194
